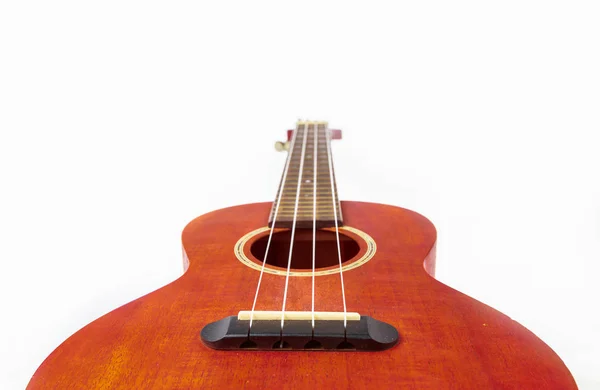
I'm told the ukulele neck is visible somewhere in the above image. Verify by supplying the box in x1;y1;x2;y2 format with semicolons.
268;121;343;229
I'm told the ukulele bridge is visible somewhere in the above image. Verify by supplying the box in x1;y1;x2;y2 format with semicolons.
200;312;399;351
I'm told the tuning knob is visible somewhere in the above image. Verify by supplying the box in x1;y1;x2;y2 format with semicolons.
274;141;290;152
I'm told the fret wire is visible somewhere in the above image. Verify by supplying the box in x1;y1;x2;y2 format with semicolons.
275;200;339;203
269;122;342;227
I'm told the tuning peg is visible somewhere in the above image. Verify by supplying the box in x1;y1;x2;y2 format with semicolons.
274;141;290;152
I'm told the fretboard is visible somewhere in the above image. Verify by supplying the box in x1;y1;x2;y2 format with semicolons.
268;121;343;229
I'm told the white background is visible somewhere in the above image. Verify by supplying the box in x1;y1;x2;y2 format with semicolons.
1;1;599;389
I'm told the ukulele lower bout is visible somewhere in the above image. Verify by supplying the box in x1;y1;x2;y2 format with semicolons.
26;201;578;389
201;311;399;351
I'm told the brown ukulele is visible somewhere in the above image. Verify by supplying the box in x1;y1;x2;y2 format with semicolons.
28;121;577;389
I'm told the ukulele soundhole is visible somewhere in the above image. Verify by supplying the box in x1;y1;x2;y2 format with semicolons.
250;229;360;270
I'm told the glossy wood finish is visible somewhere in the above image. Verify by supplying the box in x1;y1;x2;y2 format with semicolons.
28;202;577;389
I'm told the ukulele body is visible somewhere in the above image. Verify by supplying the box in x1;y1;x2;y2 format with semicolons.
27;201;577;389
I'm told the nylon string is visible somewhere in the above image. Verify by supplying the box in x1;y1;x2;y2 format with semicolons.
247;123;301;330
326;127;348;329
311;124;318;329
279;122;310;333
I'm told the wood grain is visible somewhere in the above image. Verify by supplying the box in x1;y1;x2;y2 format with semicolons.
27;201;577;389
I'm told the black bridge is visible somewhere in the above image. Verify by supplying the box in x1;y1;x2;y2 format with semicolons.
200;315;399;351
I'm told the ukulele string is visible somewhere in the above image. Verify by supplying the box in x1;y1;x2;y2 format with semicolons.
326;126;348;329
247;122;301;330
279;121;310;334
311;123;318;331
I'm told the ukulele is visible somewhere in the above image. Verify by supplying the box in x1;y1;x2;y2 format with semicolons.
28;121;577;389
